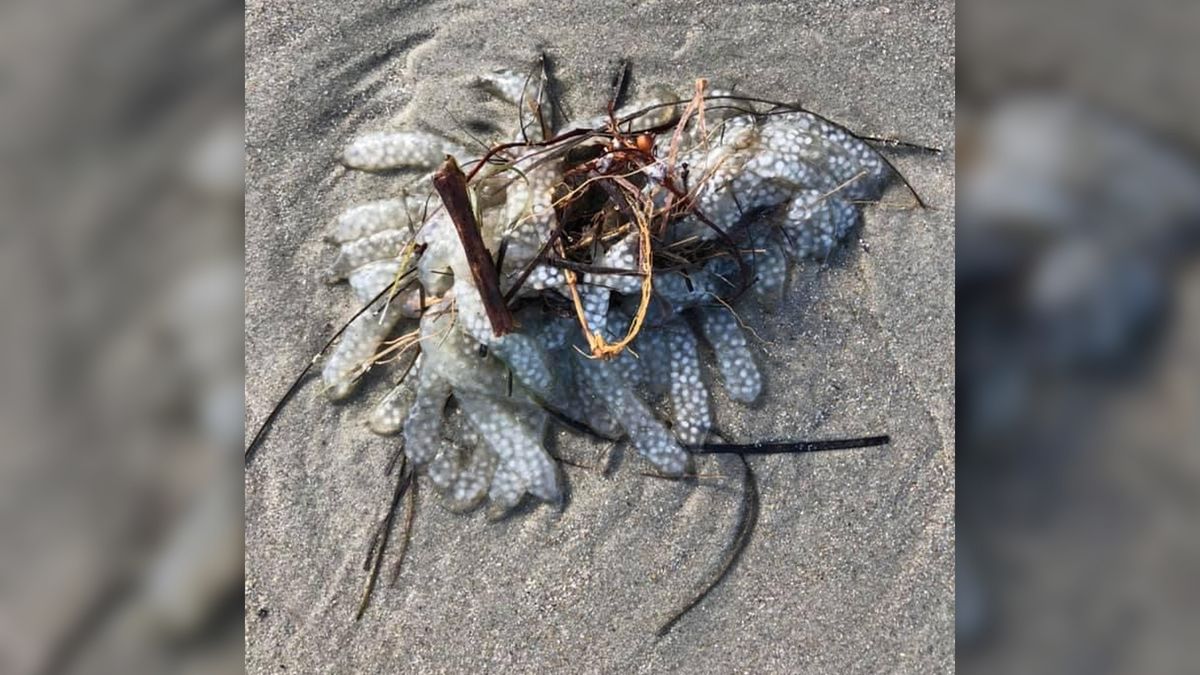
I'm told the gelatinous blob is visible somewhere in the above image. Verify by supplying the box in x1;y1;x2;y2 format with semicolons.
317;70;895;510
698;306;762;404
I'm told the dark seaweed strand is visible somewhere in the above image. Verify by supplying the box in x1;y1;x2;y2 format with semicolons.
532;55;554;141
689;435;890;455
714;95;943;154
858;134;943;154
244;270;417;467
506;52;562;144
665;101;941;156
656;454;759;637
489;91;935;202
463;126;602;183
494;237;510;277
356;458;413;621
684;202;754;300
546;259;645;276
362;453;411;571
542;404;622;442
543;401;889;457
502;209;568;303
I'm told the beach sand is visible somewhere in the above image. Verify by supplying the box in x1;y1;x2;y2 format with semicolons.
245;1;954;672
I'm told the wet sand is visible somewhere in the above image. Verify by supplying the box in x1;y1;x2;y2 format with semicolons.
245;1;954;672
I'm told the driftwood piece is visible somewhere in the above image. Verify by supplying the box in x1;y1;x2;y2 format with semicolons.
432;156;515;337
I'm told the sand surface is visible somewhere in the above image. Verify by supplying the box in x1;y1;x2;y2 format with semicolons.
245;1;954;672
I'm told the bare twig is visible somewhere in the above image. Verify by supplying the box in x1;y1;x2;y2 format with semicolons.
432;156;515;337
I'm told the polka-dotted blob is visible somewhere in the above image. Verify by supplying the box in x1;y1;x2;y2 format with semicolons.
579;359;687;475
318;75;900;513
342;131;469;172
457;393;560;504
329;197;425;244
666;323;711;444
698;306;762;403
402;363;451;464
321;302;404;400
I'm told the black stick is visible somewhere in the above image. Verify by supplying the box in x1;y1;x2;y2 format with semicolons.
688;435;890;455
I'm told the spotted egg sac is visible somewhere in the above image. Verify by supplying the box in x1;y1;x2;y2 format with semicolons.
318;68;898;514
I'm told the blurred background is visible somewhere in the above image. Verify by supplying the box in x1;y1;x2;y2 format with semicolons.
0;0;1196;673
0;0;243;673
958;0;1200;673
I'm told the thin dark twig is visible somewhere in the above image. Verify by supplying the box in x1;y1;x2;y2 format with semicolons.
463;127;599;183
356;460;412;621
533;55;552;140
609;59;631;112
709;95;934;208
861;135;943;154
446;113;496;155
542;404;623;442
544;400;888;458
873;150;929;209
495;238;509;275
555;455;603;472
656;455;759;637
638;470;724;481
686;204;753;299
517;59;536;144
617;93;935;208
546;258;646;276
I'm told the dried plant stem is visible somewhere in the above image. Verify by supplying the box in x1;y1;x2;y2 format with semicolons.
432;156;514;337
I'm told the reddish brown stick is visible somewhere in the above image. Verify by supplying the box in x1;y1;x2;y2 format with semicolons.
432;156;514;337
